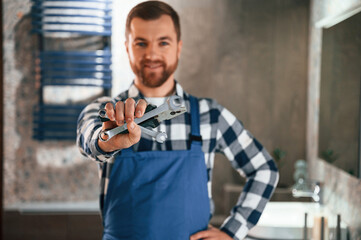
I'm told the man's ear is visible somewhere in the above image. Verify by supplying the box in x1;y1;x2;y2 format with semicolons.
177;40;183;59
125;41;129;55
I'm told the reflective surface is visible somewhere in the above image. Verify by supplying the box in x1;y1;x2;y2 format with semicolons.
318;12;361;177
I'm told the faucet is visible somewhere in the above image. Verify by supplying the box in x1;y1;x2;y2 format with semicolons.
292;179;323;203
292;159;323;203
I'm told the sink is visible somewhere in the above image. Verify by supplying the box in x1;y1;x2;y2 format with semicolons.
247;202;348;240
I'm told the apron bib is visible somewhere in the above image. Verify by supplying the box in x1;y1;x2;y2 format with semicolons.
102;96;210;240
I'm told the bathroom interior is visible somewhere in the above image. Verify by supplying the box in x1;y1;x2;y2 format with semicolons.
1;0;361;239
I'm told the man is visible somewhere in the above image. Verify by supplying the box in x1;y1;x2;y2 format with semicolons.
77;1;279;240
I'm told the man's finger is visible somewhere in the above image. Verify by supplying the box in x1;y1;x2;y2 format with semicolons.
99;121;141;152
135;99;147;118
190;230;211;240
102;102;117;130
104;102;115;121
125;98;136;123
127;121;141;145
115;101;125;126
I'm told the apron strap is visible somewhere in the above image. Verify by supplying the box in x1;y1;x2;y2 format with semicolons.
188;95;202;143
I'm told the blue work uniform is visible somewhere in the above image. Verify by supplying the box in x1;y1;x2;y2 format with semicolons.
102;95;210;240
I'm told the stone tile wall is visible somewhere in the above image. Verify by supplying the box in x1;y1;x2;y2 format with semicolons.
3;0;309;223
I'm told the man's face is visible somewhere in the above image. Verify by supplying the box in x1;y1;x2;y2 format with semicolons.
126;15;182;88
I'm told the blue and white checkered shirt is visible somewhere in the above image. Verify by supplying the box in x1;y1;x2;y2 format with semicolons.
76;81;279;240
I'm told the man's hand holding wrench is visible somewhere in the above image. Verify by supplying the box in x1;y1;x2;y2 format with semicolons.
98;96;187;153
98;98;147;153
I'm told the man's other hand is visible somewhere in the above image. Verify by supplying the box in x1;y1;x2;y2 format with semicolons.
98;98;147;152
190;225;233;240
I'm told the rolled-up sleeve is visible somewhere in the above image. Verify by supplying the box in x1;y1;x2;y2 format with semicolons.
76;96;119;162
215;106;279;240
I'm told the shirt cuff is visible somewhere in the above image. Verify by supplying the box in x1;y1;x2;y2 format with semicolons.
220;214;249;240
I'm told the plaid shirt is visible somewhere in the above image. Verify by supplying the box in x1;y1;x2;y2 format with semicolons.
77;81;279;240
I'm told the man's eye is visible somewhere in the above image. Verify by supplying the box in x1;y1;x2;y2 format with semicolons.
136;42;146;47
160;41;169;46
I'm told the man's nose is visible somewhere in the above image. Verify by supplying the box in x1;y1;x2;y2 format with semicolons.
144;44;158;60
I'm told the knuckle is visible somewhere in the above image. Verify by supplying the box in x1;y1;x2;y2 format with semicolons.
115;101;124;109
138;99;147;106
126;98;135;105
105;102;114;110
135;100;147;116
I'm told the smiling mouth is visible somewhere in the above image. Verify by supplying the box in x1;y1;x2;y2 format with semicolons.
143;61;164;70
144;64;162;69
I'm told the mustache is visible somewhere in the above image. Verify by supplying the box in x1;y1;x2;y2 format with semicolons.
141;59;165;67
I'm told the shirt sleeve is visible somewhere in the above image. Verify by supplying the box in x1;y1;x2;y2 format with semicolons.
76;96;120;162
214;105;279;240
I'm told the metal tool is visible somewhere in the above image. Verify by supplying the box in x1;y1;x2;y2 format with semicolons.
98;96;186;143
139;126;167;143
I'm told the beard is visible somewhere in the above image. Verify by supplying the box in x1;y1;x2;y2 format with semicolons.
131;58;178;88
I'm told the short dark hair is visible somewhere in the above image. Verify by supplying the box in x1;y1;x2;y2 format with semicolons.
125;1;181;42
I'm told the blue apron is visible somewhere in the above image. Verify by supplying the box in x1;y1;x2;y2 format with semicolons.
102;96;210;240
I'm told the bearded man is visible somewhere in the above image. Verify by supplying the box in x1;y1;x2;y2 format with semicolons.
77;1;279;240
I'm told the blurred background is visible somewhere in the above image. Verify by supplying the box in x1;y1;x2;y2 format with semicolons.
1;0;360;239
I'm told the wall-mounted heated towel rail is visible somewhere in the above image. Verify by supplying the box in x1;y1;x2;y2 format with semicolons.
31;0;112;141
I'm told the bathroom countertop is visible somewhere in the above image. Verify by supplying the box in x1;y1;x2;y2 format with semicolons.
5;201;100;214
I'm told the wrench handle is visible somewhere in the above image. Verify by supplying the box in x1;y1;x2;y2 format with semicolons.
114;118;160;135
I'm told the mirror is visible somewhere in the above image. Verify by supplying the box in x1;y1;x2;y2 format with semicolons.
318;12;361;177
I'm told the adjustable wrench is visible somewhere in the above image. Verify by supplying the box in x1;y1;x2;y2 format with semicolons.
98;95;186;143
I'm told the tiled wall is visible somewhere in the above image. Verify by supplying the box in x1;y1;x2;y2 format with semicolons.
2;0;100;205
4;0;360;237
3;0;309;207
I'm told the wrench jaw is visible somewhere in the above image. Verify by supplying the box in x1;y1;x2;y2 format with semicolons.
98;109;107;118
155;105;187;123
154;96;187;122
155;132;167;143
98;109;110;122
99;130;110;142
168;95;183;109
